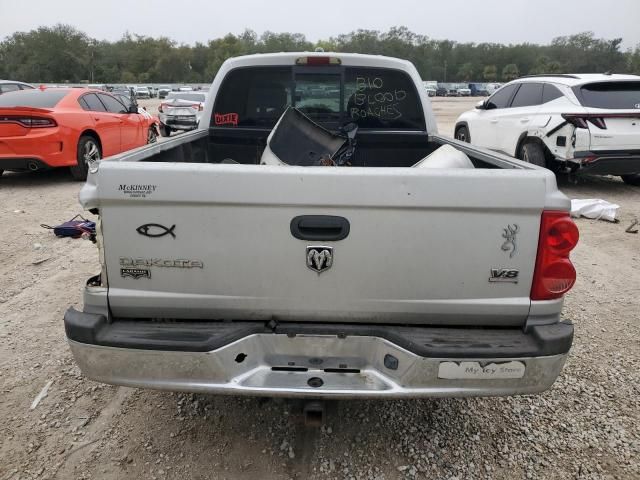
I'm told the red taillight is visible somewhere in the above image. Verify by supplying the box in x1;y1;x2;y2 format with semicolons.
562;114;607;130
587;117;607;130
562;114;589;129
193;103;203;111
0;116;56;128
29;117;57;128
531;211;579;300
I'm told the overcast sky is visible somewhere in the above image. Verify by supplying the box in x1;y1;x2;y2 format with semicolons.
1;0;638;49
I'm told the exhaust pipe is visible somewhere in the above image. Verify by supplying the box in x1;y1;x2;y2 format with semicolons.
28;162;39;171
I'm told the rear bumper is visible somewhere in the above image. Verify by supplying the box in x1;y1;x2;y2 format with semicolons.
64;309;573;399
0;128;72;169
0;157;51;171
159;114;198;130
572;151;640;175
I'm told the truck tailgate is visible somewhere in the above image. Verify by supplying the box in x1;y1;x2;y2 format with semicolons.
85;162;552;326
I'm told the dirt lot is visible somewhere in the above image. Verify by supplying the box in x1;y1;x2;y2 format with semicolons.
1;97;639;480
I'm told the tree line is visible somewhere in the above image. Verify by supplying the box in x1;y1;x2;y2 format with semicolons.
1;24;639;84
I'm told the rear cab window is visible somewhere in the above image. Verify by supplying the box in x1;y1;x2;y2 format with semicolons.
212;65;425;131
0;89;68;108
344;68;424;129
573;81;640;109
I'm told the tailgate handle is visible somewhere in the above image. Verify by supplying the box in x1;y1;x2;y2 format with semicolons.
290;215;350;241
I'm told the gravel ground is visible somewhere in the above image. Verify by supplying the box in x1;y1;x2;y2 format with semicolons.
0;97;639;480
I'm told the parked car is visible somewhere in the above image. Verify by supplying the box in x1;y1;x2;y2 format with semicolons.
457;86;471;96
423;81;437;97
135;86;151;99
112;93;160;141
0;80;34;94
469;83;489;96
111;87;134;101
0;88;159;179
112;85;136;99
447;87;459;97
436;85;448;96
485;82;503;95
87;84;109;92
66;52;578;403
157;91;207;136
454;74;640;185
157;86;171;99
146;86;157;98
178;86;194;92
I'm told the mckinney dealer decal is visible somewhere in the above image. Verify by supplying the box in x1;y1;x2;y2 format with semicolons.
118;184;157;198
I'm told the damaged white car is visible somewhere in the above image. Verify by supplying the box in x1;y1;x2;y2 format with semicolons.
454;74;640;185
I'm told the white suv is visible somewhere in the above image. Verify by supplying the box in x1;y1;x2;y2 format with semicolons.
454;74;640;185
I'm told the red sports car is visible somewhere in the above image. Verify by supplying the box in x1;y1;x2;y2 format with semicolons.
0;88;159;180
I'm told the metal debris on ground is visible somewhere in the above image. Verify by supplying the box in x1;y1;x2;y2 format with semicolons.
32;257;51;265
30;380;53;410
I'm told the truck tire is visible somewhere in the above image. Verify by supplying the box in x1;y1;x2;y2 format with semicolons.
159;124;171;137
621;174;640;186
455;126;470;143
71;135;101;181
520;142;546;168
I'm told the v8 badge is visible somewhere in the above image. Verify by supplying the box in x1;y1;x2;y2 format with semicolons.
489;268;519;283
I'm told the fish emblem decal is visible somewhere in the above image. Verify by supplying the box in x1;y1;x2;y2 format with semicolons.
136;223;176;238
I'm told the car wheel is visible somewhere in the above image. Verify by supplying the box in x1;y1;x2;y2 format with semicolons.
71;135;101;181
520;142;546;168
147;126;158;144
621;174;640;186
455;126;470;143
159;124;171;137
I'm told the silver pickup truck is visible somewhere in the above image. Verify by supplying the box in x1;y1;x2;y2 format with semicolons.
65;53;578;399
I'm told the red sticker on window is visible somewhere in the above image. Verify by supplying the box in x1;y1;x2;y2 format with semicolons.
214;112;239;126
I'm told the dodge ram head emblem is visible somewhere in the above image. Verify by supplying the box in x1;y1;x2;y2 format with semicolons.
306;246;333;273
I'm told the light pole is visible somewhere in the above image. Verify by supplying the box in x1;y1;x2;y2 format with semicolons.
88;40;94;83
